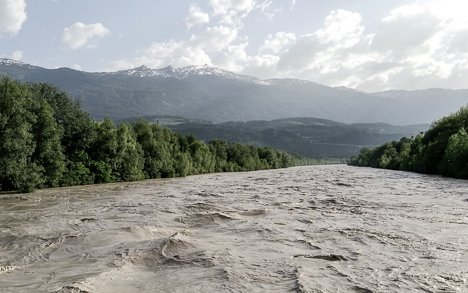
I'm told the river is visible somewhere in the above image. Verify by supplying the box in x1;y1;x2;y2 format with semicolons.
1;165;467;292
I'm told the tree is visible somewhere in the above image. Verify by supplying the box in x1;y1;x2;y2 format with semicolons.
0;78;43;192
209;140;229;172
349;106;468;180
28;96;65;187
31;83;95;158
441;128;468;178
189;140;214;174
90;118;118;183
0;79;302;192
115;123;145;181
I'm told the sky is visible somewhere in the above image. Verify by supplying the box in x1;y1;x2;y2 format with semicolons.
1;0;468;91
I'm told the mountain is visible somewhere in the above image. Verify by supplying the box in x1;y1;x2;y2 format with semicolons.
1;58;467;125
119;115;428;158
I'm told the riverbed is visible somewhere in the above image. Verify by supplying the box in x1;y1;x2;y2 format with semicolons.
1;165;467;292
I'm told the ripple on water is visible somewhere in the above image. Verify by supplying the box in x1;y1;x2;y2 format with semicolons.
0;165;467;292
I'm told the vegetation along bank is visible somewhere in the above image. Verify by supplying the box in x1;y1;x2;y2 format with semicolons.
0;78;308;193
349;106;468;179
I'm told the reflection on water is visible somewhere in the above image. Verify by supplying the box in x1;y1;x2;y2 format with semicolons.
0;165;467;292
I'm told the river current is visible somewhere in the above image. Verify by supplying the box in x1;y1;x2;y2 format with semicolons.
1;165;467;292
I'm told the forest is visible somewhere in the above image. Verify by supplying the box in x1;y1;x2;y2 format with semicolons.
0;78;305;193
349;106;468;179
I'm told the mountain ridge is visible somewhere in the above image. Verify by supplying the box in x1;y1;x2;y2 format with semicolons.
1;57;466;92
1;58;467;125
165;116;429;158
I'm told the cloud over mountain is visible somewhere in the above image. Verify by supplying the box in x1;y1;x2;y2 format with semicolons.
62;22;110;50
0;0;27;37
185;4;210;28
108;0;468;91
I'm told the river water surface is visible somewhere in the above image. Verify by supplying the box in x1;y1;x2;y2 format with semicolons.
1;165;467;292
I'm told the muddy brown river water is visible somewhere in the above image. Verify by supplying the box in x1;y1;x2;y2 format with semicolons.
0;165;467;292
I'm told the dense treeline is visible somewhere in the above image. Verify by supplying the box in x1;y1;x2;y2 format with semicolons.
349;106;468;179
167;119;427;159
0;78;303;192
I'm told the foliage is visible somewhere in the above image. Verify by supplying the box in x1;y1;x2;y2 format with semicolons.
0;78;303;192
349;106;468;179
170;119;428;159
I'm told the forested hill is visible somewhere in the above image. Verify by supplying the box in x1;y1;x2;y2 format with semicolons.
0;78;304;193
119;116;428;159
349;106;468;179
1;58;468;125
171;119;427;159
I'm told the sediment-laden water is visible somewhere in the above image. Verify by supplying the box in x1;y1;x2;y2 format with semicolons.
0;165;467;292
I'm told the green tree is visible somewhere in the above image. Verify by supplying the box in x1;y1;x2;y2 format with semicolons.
61;151;94;186
28;97;66;187
0;79;302;192
441;128;468;178
189;140;214;174
209;140;229;172
0;78;43;192
90;118;118;183
133;120;174;178
116;123;145;181
31;84;95;158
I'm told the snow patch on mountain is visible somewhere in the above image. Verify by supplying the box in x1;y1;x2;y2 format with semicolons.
117;64;271;85
115;65;165;78
0;58;31;68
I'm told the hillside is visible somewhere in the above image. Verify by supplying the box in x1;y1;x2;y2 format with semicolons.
119;115;428;158
1;58;467;125
350;106;468;179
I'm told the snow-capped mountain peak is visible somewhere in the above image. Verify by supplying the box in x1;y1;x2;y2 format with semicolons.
117;65;163;77
176;64;217;76
116;64;270;84
0;58;29;67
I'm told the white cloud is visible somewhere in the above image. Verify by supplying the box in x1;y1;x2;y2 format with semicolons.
110;0;270;71
11;50;22;60
241;54;279;78
109;0;468;91
260;32;296;54
256;1;279;20
290;0;296;9
212;42;250;72
209;0;255;25
135;40;212;69
62;22;110;50
448;28;468;53
362;2;468;90
372;5;441;56
316;10;365;48
185;4;210;28
107;59;136;71
109;0;253;71
277;10;371;75
272;3;468;91
210;0;255;16
0;0;27;37
124;23;238;69
191;25;238;51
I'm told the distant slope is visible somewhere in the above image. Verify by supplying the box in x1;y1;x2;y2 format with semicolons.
373;89;468;126
349;106;468;179
1;58;467;125
167;117;429;158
